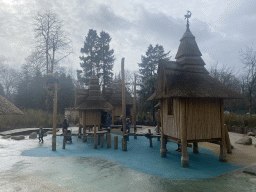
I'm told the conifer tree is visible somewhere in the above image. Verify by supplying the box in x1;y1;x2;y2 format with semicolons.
79;29;100;86
98;31;115;90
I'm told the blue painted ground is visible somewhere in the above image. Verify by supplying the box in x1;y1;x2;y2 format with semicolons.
22;133;243;179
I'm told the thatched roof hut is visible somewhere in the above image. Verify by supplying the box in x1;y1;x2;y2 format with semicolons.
75;75;113;129
154;17;242;167
0;95;23;115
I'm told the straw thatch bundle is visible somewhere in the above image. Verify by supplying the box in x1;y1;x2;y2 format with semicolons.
0;95;23;115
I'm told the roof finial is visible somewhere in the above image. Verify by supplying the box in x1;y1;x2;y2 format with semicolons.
184;10;192;29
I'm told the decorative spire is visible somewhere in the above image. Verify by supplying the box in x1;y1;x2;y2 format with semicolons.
174;11;208;74
184;10;192;30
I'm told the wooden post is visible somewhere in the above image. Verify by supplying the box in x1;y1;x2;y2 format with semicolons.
219;99;227;162
160;100;166;157
180;98;189;167
78;124;82;139
193;142;199;153
225;124;232;154
148;129;153;147
157;109;160;141
52;81;57;151
101;134;104;148
133;74;137;139
62;129;67;149
107;134;111;148
94;115;97;149
121;58;127;151
114;136;118;149
82;111;87;142
98;135;101;145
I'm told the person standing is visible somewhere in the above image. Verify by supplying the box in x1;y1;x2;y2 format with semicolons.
38;128;44;143
62;119;68;134
126;118;131;143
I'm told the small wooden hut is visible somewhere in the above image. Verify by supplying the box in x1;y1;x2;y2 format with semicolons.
75;75;113;137
107;81;133;124
154;19;242;167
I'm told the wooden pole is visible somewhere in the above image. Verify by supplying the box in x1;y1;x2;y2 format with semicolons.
62;129;67;149
82;111;87;142
193;142;199;153
133;74;137;139
121;58;127;151
160;99;166;157
107;133;111;148
52;81;57;151
225;124;232;154
180;98;189;167
148;129;153;147
219;99;227;162
157;109;160;141
114;136;118;149
94;113;97;149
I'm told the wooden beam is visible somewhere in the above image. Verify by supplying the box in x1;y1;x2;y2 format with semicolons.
52;81;58;151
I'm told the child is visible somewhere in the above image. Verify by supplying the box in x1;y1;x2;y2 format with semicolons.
126;118;131;142
38;128;44;143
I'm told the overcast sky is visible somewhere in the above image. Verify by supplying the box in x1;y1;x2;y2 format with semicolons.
0;0;255;76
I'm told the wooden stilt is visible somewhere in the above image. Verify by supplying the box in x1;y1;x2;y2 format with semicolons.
98;135;101;145
82;111;87;142
225;124;232;154
180;98;189;167
193;142;199;153
101;134;104;148
157;109;160;141
160;100;166;157
107;134;111;148
114;136;118;149
148;129;153;147
219;99;227;162
94;125;97;149
134;126;137;139
78;124;81;139
62;129;67;149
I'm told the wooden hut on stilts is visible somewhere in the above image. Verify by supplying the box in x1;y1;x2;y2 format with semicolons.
75;75;113;142
153;11;242;167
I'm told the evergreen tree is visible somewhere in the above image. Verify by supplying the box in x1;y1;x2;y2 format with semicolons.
98;31;115;89
79;29;100;86
138;44;171;122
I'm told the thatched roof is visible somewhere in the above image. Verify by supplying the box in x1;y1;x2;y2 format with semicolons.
108;81;133;106
75;75;113;111
0;95;24;115
154;24;242;100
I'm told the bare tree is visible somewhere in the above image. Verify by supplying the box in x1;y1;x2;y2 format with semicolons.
23;51;46;76
33;10;72;75
0;57;21;100
240;47;256;115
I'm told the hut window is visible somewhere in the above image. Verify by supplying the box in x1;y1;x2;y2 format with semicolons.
168;98;173;116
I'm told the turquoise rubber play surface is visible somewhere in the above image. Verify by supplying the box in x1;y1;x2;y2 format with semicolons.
22;133;242;179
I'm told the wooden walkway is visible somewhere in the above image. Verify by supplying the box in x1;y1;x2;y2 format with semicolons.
0;128;52;136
